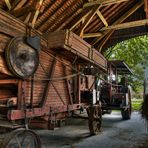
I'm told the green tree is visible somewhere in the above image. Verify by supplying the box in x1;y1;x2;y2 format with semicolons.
105;36;148;99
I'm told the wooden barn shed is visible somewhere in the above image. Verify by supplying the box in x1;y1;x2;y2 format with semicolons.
0;0;148;147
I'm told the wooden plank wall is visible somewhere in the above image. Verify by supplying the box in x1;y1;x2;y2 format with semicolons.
0;10;74;107
25;51;73;106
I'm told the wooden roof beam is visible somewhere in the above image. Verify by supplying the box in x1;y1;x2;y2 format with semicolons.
144;0;148;18
77;4;101;37
11;0;28;11
82;32;102;38
92;0;144;46
29;0;44;28
96;10;108;27
5;0;11;10
100;19;148;31
84;0;130;8
69;9;91;31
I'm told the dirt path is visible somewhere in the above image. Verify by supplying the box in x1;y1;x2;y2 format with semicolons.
37;112;148;148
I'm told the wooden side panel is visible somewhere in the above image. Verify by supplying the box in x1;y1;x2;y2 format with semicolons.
47;30;67;48
69;32;91;58
47;30;91;59
92;49;107;70
25;50;72;106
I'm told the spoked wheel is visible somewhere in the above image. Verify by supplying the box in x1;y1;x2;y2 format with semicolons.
2;128;41;148
87;105;102;135
121;88;132;120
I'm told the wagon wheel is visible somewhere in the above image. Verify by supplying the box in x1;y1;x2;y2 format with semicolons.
87;105;102;135
2;128;41;148
121;88;132;120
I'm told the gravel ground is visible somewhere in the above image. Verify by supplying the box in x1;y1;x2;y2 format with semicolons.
37;111;148;148
1;111;147;147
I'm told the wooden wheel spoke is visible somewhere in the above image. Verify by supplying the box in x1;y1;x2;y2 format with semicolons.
15;135;21;148
87;105;102;135
3;129;41;148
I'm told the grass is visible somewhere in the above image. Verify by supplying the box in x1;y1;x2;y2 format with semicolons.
132;99;143;111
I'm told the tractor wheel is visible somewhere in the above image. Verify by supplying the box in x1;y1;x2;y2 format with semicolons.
87;105;102;135
2;128;41;148
121;108;131;120
121;88;132;120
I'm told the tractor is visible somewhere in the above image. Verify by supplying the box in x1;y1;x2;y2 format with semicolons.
100;60;132;120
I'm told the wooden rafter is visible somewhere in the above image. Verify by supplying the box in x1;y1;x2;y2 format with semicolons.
100;19;148;31
29;0;44;27
84;0;130;8
5;0;11;10
98;30;114;52
91;0;144;46
11;0;26;11
57;8;82;31
70;9;92;31
96;10;108;27
82;32;102;38
144;0;148;18
77;4;101;37
11;5;34;17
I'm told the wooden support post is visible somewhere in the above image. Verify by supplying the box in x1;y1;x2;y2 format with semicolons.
77;4;101;37
17;80;23;109
30;75;34;108
63;64;73;105
77;65;81;104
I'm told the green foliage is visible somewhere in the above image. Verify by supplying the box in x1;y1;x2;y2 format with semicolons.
132;99;143;111
105;36;148;98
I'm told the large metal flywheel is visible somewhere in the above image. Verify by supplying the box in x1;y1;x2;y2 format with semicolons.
5;37;39;78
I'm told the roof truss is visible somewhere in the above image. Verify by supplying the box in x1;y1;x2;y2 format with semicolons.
84;0;131;8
